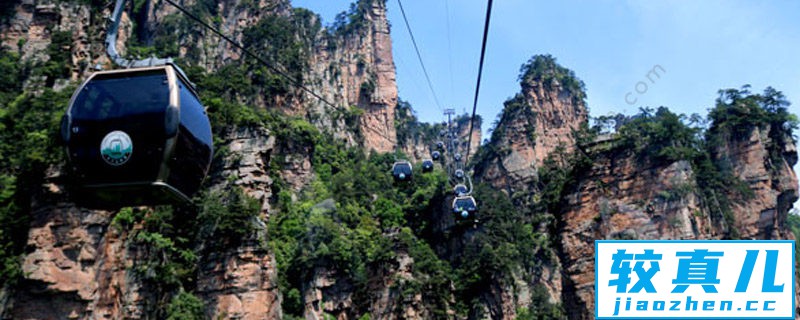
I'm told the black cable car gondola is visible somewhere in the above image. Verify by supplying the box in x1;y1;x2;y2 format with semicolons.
452;195;477;220
421;159;434;172
454;153;462;162
453;184;468;196
392;161;413;182
59;0;213;208
436;141;445;150
431;150;441;161
62;64;213;208
455;169;465;179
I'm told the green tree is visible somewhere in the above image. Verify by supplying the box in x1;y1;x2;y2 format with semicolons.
166;291;205;320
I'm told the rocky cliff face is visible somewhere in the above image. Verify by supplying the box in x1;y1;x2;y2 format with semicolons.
1;127;280;319
306;0;398;153
198;127;282;320
710;124;800;318
1;0;98;87
557;126;798;319
10;185;150;319
472;56;798;319
559;157;712;319
469;56;590;319
474;62;587;195
160;0;397;153
712;126;798;240
302;233;434;320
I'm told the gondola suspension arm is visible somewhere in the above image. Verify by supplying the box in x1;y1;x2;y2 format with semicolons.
105;0;174;68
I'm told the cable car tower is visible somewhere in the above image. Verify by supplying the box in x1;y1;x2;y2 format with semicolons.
61;0;213;208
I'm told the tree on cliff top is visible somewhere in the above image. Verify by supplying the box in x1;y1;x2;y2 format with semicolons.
518;54;587;104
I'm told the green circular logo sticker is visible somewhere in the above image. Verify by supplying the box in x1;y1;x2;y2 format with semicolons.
100;130;132;166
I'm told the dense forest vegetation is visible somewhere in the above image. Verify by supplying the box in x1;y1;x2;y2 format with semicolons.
1;1;798;319
0;43;74;287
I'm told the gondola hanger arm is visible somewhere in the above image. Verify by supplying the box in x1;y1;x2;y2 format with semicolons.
106;0;174;68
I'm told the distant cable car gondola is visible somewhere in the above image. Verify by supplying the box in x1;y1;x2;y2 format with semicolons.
436;141;445;150
431;150;441;161
452;195;477;220
62;64;213;208
392;161;413;182
453;184;468;196
421;159;434;172
454;153;462;162
455;169;464;179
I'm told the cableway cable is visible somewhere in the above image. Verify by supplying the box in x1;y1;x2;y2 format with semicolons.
396;0;443;111
464;0;493;164
444;0;454;105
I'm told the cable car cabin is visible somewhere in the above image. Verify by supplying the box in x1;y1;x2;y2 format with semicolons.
455;169;465;179
436;141;445;150
421;159;434;172
453;184;468;196
452;195;477;220
432;151;441;161
61;64;213;208
392;161;413;182
454;153;462;162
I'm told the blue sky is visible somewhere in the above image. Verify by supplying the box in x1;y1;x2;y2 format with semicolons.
293;0;800;204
